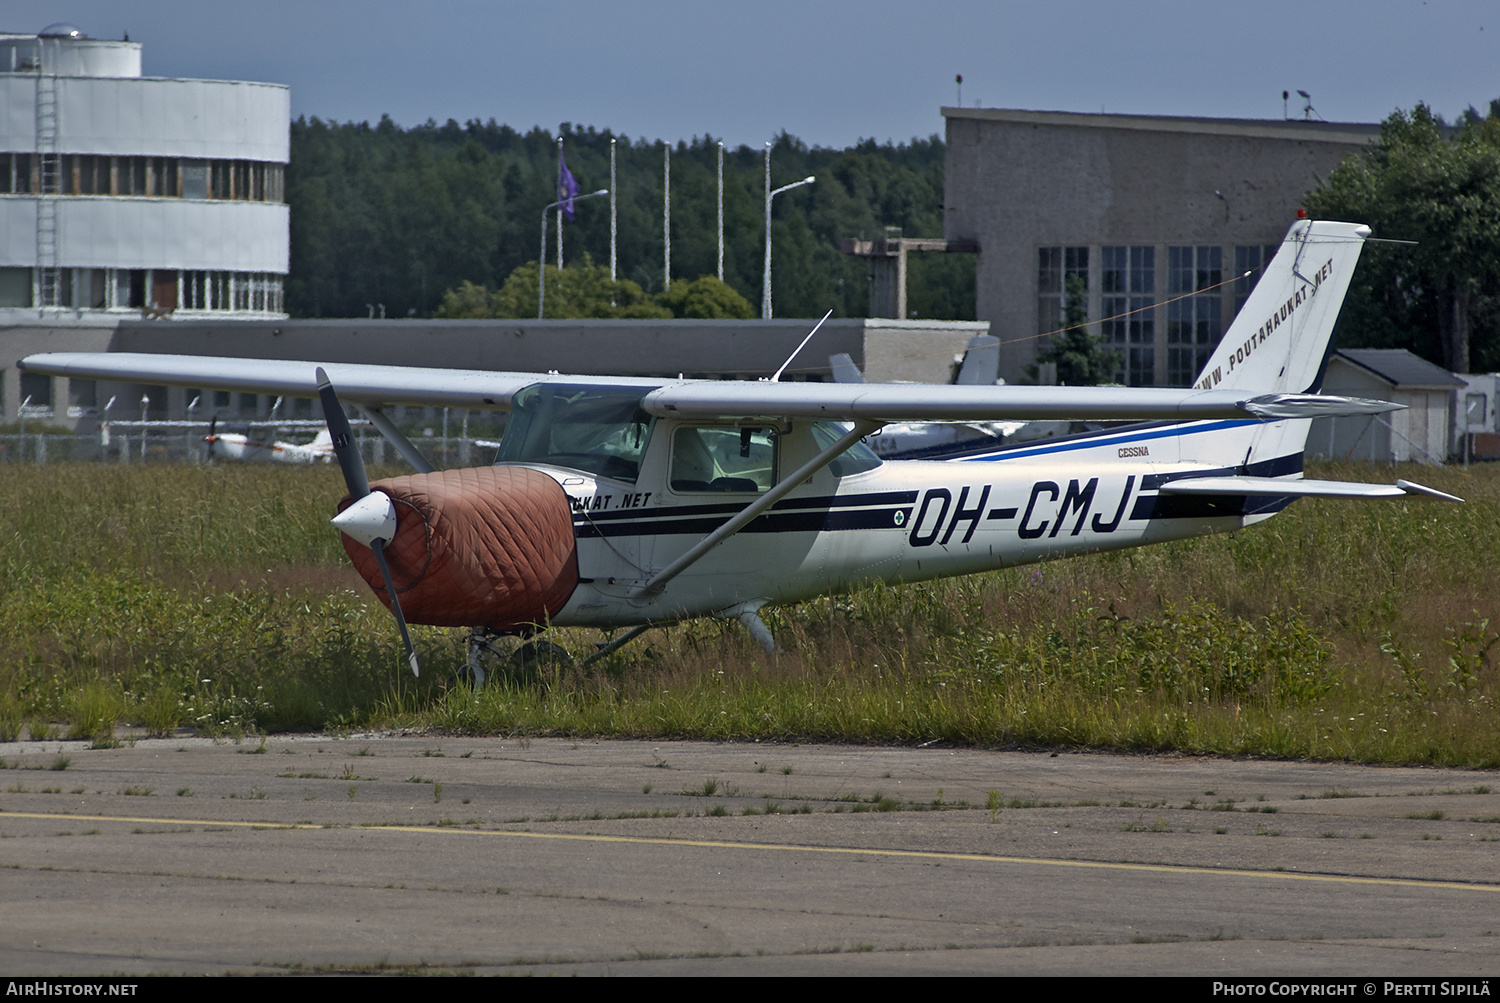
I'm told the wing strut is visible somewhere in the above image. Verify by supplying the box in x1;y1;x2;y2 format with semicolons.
354;405;436;474
631;419;882;599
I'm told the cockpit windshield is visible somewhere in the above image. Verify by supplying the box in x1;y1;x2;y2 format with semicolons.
496;383;652;482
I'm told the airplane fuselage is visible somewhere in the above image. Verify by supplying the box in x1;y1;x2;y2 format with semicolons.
540;416;1285;627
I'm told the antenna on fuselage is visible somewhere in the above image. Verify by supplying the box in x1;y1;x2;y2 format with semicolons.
771;309;834;383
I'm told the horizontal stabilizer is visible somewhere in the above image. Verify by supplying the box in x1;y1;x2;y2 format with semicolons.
1158;477;1463;502
1241;394;1403;419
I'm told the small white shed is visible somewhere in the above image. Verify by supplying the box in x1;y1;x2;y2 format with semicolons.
1307;349;1464;465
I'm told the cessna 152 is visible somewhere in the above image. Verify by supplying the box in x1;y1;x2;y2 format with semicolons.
20;219;1460;680
204;418;337;464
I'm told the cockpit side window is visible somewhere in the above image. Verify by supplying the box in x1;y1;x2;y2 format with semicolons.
670;426;778;493
496;383;652;482
811;421;883;477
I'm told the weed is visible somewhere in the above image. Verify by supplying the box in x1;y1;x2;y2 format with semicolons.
433;782;442;803
48;756;70;771
2;463;1499;766
1406;810;1446;821
176;788;193;797
120;786;153;796
347;785;357;801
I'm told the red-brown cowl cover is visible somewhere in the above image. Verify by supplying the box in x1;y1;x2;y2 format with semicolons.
338;466;578;631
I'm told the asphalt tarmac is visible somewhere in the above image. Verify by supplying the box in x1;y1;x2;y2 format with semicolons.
1;734;1497;976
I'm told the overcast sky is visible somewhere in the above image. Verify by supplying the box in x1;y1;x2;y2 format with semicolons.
8;1;1497;148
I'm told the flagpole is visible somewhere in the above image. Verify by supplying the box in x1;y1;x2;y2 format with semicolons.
556;135;564;269
663;144;670;291
610;138;617;283
761;141;771;319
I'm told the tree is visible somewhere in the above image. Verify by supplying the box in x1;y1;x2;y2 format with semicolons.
1304;103;1500;373
655;276;755;319
434;258;669;319
1027;276;1119;385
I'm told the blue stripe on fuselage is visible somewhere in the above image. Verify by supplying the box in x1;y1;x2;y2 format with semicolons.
950;419;1257;463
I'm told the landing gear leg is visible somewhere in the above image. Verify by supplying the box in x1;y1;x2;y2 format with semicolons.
580;624;652;667
719;600;780;655
465;629;510;687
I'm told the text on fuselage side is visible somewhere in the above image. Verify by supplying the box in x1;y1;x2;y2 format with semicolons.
569;492;653;512
906;477;1137;547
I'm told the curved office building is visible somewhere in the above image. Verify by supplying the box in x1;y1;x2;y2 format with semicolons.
0;25;288;321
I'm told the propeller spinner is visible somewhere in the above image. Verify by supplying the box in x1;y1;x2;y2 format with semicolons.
316;367;420;677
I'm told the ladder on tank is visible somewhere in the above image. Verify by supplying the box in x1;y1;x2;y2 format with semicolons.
34;36;61;310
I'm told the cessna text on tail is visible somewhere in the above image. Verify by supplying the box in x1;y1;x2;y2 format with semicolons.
21;219;1458;678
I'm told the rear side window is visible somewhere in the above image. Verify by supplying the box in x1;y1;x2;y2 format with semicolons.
670;426;778;493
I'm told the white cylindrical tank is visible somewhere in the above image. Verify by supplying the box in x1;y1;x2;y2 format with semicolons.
0;25;289;321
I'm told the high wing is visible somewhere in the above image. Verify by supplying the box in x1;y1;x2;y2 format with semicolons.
20;351;1399;424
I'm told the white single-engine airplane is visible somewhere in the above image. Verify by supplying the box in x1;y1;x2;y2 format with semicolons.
203;418;337;464
21;219;1460;680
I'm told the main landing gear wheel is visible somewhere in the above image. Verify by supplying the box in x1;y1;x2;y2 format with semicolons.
462;631;573;687
512;639;574;677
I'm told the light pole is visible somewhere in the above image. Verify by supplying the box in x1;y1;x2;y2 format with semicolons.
663;145;670;290
538;188;609;319
716;141;724;281
761;164;815;320
609;138;617;282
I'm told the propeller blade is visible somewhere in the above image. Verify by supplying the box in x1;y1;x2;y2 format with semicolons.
372;539;420;677
318;367;418;677
316;367;369;500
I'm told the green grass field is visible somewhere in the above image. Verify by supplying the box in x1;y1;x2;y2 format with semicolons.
1;461;1495;765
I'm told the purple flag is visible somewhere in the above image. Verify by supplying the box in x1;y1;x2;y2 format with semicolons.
558;155;580;220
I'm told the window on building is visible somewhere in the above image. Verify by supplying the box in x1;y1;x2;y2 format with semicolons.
20;371;53;409
181;159;208;200
0;267;31;307
1101;246;1156;385
1038;246;1088;338
152;270;178;311
0;153;33;193
1233;244;1281;316
120;269;147;309
69;379;97;412
1167;246;1222;386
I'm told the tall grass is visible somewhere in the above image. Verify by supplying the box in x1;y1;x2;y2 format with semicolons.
0;461;1495;764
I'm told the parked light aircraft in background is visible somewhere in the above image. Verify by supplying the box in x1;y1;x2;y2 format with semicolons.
203;418;336;464
20;219;1460;681
831;334;1084;460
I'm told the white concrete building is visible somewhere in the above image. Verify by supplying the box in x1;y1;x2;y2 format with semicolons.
941;108;1379;385
0;24;288;325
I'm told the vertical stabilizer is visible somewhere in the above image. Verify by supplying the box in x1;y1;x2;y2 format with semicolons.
1193;219;1368;395
1188;219;1369;470
954;334;1001;385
